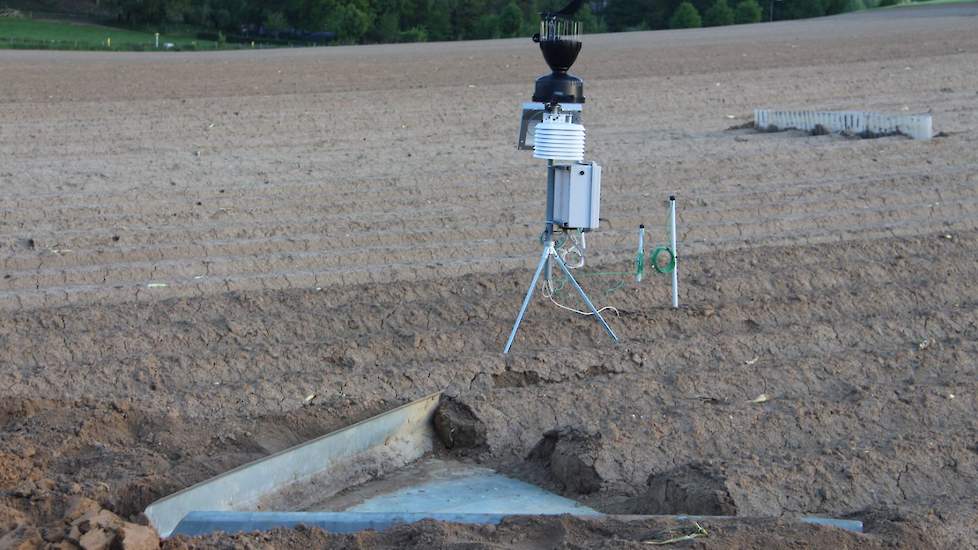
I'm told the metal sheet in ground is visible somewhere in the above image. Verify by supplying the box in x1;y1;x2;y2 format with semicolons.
322;457;600;515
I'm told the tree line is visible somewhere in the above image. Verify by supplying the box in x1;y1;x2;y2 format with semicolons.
104;0;891;44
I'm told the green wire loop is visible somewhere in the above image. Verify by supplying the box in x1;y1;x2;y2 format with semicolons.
546;209;675;300
650;246;676;274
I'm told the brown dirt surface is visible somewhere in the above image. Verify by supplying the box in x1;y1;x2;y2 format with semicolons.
2;3;978;548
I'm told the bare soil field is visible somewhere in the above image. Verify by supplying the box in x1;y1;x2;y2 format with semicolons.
2;3;978;548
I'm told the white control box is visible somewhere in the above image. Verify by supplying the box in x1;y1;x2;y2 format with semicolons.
553;162;601;231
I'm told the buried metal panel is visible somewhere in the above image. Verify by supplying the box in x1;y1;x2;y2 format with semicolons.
145;392;442;538
342;461;601;515
800;516;864;533
614;514;862;533
171;511;863;538
172;511;513;536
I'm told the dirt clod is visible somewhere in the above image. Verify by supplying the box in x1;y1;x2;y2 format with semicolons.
114;522;160;550
81;528;116;550
0;524;44;549
433;399;486;451
639;463;737;516
529;428;605;494
65;496;103;522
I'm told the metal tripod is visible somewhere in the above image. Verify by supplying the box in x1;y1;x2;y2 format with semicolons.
503;161;619;354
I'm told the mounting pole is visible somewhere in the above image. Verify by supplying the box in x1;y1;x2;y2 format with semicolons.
669;195;679;309
544;160;555;288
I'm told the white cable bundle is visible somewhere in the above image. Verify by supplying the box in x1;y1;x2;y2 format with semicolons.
533;112;585;162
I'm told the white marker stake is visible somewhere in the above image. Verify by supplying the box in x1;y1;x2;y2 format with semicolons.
155;33;160;49
669;196;679;309
636;224;645;283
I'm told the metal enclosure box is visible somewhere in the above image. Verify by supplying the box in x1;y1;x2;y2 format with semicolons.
553;162;601;231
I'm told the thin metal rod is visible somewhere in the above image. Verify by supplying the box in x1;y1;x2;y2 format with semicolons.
552;249;619;343
544;160;555;289
503;244;552;354
669;196;679;309
636;225;645;283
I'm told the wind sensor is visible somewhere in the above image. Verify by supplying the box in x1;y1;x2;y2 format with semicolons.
505;6;619;354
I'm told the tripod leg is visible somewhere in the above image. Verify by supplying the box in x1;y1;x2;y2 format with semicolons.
552;252;620;343
503;245;552;354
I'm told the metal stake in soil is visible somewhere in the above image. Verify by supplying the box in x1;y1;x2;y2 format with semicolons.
670;195;679;309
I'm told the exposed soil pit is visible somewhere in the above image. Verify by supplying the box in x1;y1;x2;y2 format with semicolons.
139;394;866;543
139;394;595;539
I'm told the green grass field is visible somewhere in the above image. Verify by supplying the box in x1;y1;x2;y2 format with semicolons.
0;17;220;50
896;0;978;6
865;0;976;11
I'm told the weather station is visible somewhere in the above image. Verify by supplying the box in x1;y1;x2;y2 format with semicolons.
505;2;620;354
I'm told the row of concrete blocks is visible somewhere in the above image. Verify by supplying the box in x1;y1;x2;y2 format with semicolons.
754;109;933;140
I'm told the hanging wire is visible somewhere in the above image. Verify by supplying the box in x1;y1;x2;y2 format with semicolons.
542;204;676;316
